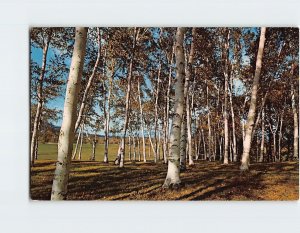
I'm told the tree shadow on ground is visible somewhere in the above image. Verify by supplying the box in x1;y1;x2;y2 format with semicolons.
30;160;299;200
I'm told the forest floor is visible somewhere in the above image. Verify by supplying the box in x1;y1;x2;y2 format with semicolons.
30;159;299;201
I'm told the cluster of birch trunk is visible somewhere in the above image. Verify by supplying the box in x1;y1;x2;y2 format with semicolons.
30;27;299;199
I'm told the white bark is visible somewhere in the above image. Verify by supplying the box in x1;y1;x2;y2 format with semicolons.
240;27;266;171
291;64;298;159
30;35;50;165
116;28;139;168
137;77;146;162
163;27;186;188
223;29;230;165
74;28;102;132
229;69;237;162
154;63;161;163
186;27;196;166
259;108;265;162
72;124;82;160
51;27;87;200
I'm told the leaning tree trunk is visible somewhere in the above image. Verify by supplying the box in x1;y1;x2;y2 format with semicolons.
240;27;266;171
163;27;186;189
74;28;101;132
116;28;138;168
72;124;82;160
30;36;50;166
77;124;84;160
51;27;87;200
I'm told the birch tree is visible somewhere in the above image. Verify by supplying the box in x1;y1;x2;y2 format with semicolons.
163;27;186;189
51;27;88;200
240;27;266;171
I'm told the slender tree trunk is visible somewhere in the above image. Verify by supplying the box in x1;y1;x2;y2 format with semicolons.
165;46;175;163
229;69;237;162
74;28;101;132
78;124;84;160
206;80;212;161
259;108;265;162
116;28;139;168
137;77;146;162
291;65;299;160
132;134;136;161
240;27;266;171
223;29;230;165
201;128;207;160
154;63;162;163
103;71;113;163
278;112;283;161
128;135;132;161
72;125;82;160
163;27;186;188
91;139;96;161
30;36;50;165
51;27;87;200
137;136;141;161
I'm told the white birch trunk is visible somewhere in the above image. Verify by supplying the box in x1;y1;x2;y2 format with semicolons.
259;108;265;162
117;28;139;168
72;124;82;160
74;28;101;132
240;27;266;171
51;27;87;200
163;27;186;188
290;65;299;159
229;70;237;162
30;36;50;165
223;29;230;165
137;77;146;162
186;28;196;166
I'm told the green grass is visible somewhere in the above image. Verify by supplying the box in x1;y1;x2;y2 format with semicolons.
37;143;156;161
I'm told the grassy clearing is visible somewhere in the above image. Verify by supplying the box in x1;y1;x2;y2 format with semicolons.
37;143;156;161
30;158;299;200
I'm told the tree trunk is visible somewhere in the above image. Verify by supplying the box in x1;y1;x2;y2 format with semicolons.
91;139;96;161
165;45;175;164
72;124;82;160
51;27;87;200
74;28;102;132
137;136;141;161
201;128;207;160
78;124;84;161
259;108;265;162
154;63;162;163
163;27;186;188
116;28;139;168
291;65;298;160
278;112;283;161
223;29;230;165
240;27;266;171
30;36;50;165
137;77;146;162
229;68;237;162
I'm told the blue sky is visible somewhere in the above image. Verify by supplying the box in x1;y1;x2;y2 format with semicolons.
31;46;67;126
